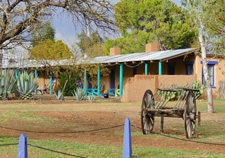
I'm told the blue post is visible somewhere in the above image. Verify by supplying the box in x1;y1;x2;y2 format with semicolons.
16;69;18;78
145;62;148;75
122;118;132;158
159;61;162;75
97;66;100;97
35;69;37;94
18;133;27;158
120;64;123;97
50;72;52;95
84;68;87;95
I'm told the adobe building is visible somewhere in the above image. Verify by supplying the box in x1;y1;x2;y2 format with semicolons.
83;43;225;102
4;43;225;102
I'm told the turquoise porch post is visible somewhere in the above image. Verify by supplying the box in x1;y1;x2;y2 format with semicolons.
120;63;123;97
35;69;37;94
16;69;18;78
97;66;100;97
145;62;148;75
84;68;87;95
50;72;52;95
159;61;162;75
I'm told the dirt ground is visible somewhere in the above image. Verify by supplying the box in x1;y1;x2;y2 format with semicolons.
0;96;225;154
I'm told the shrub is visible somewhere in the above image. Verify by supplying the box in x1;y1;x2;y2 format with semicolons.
57;72;79;96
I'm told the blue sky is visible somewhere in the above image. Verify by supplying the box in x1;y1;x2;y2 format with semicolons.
52;0;181;47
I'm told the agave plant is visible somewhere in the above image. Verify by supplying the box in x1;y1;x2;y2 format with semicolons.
87;94;95;102
72;88;84;100
16;71;37;100
0;70;16;100
55;90;62;100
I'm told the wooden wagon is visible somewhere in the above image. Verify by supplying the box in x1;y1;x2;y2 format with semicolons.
141;86;201;139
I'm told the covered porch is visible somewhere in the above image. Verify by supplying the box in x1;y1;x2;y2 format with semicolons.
83;44;197;97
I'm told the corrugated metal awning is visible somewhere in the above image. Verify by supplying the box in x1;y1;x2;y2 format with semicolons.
91;48;196;64
2;48;196;68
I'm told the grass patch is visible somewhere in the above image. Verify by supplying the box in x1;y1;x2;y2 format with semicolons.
0;135;224;158
197;104;225;113
0;99;224;157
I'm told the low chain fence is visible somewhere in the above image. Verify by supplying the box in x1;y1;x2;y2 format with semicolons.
0;118;225;157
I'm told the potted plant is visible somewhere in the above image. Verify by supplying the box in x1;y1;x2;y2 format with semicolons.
103;90;108;98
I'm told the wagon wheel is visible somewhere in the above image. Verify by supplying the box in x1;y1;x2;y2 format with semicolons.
141;89;155;134
184;92;197;139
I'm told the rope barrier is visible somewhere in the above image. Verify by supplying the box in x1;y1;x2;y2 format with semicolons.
0;124;124;134
0;122;224;155
0;143;18;147
28;144;87;158
131;124;225;146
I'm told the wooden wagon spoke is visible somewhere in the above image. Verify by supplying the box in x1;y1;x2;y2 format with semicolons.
189;104;195;113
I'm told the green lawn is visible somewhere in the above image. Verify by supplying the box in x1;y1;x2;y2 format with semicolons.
0;136;224;158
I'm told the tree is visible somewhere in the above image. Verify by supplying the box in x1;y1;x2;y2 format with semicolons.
104;0;197;54
77;31;106;58
184;0;216;113
30;39;75;100
203;0;225;55
30;39;72;60
31;21;55;47
57;71;78;96
0;0;115;49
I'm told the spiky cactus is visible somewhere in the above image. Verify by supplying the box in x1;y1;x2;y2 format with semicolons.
87;94;95;102
16;71;37;100
72;88;84;100
0;70;16;100
55;90;62;100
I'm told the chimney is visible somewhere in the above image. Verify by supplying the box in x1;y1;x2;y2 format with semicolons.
145;43;159;52
110;47;121;56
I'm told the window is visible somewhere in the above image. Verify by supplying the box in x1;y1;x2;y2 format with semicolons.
167;63;175;75
184;62;194;75
201;61;218;88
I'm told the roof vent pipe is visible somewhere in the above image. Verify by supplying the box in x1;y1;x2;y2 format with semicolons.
145;43;159;52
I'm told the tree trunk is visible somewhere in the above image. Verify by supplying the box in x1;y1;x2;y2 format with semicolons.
198;19;214;113
61;79;69;101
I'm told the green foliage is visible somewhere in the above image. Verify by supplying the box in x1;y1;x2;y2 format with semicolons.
105;0;197;55
159;80;205;100
158;84;178;100
72;88;85;100
30;39;73;60
105;31;151;54
16;71;37;100
190;80;205;99
77;31;106;57
203;0;225;55
183;0;224;56
31;21;55;47
87;95;95;102
57;72;78;96
0;70;16;100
